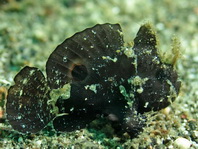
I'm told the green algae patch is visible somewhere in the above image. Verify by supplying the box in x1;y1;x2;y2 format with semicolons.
49;83;71;115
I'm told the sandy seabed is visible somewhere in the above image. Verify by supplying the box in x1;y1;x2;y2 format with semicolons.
0;0;197;148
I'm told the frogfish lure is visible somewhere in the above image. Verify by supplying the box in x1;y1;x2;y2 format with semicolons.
6;23;181;136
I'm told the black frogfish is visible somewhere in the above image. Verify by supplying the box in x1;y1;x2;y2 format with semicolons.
6;23;181;137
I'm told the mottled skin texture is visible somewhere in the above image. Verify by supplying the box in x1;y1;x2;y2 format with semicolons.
46;23;181;135
133;25;181;113
46;24;137;133
6;67;55;133
6;23;180;137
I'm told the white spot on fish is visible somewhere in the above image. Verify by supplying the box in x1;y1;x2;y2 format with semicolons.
91;30;96;34
63;56;67;62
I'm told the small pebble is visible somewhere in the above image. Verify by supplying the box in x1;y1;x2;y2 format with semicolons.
35;140;42;146
161;106;171;115
174;137;192;149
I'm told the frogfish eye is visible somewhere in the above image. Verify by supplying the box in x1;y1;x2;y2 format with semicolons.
71;64;88;81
